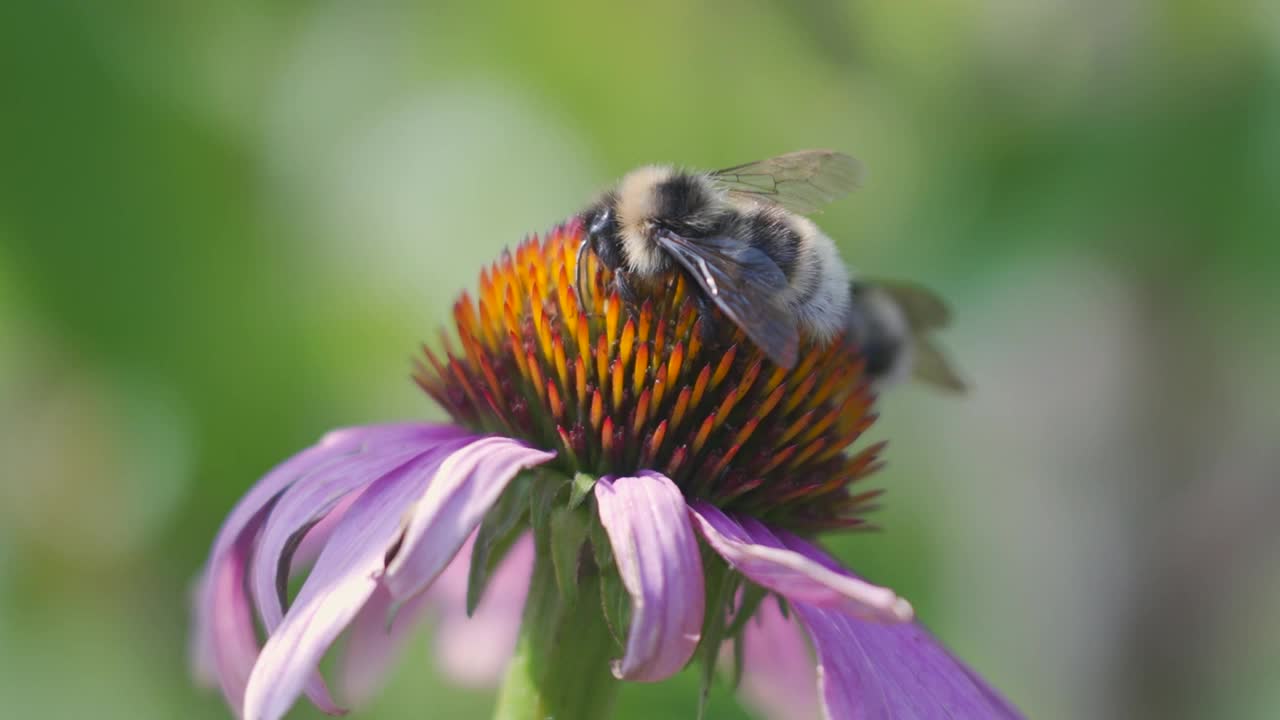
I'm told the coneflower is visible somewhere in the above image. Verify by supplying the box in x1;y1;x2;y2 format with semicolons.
192;221;1021;719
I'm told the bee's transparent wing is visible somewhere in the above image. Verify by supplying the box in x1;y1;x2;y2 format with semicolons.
912;338;968;393
654;231;800;368
871;280;952;330
710;150;864;215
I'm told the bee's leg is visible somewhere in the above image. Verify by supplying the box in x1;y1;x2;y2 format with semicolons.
612;271;641;307
691;291;719;343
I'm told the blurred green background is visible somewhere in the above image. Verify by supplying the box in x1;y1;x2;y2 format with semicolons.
2;1;1277;718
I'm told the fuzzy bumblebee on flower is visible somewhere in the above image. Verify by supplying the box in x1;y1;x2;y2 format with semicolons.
191;151;1021;720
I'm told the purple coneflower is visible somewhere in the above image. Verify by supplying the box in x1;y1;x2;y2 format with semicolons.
192;222;1022;719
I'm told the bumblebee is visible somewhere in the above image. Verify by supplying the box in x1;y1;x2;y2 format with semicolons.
578;150;963;389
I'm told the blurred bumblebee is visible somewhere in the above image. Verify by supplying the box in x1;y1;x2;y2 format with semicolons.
578;150;965;391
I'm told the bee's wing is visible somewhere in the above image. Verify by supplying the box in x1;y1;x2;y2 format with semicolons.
709;150;864;215
911;338;968;393
654;230;800;368
870;280;952;330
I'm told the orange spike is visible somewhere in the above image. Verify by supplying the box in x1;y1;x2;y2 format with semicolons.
589;389;604;432
789;437;827;469
648;419;668;459
619;317;636;368
710;345;737;390
669;386;692;432
526;350;547;405
671;274;688;307
651;364;668;410
476;353;504;400
632;342;649;397
574;357;587;406
779;409;815;446
595;334;609;387
758;445;798;475
556;264;576;326
667;444;689;476
692;413;717;456
631;387;651;438
798;405;841;446
637;300;653;343
690;364;712;411
753;383;788;423
788;346;823;387
575;313;590;359
547;382;564;423
783;372;818;415
809;367;848;410
476;298;497;349
605;294;621;348
447;357;482;410
686;319;703;361
553;334;569;393
532;253;549;298
502;296;521;340
666;342;685;385
601;416;616;458
504;330;529;379
675;303;696;341
610;359;624;411
762;364;790;397
652;318;667;361
730;416;762;450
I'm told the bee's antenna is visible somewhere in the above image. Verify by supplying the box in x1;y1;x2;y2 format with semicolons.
575;237;591;314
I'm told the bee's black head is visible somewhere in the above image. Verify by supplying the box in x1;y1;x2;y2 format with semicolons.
581;200;623;271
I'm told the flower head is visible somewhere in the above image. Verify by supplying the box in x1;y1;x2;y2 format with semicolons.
415;221;885;530
192;221;1022;720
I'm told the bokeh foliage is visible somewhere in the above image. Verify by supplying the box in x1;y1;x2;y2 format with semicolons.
2;1;1277;718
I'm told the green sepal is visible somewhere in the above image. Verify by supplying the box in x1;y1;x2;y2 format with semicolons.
568;472;597;510
589;509;615;570
723;582;767;691
597;564;631;650
549;505;591;604
697;555;740;720
529;470;570;555
723;581;768;640
467;473;534;616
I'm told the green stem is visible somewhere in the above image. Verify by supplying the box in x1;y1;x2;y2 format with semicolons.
492;551;620;720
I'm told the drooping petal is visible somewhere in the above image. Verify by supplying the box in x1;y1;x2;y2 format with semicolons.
594;472;705;682
382;437;555;601
688;502;912;624
430;532;535;687
205;510;271;716
194;423;462;713
251;439;461;631
338;533;534;703
793;604;1024;719
736;597;822;720
339;583;433;708
242;436;473;720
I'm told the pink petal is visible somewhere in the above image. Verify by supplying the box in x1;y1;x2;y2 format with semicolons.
794;605;1025;719
594;472;705;682
207;510;271;717
242;437;469;720
251;439;468;632
431;533;535;687
338;534;533;702
736;597;822;720
193;423;462;714
339;583;433;708
688;502;913;624
382;437;555;602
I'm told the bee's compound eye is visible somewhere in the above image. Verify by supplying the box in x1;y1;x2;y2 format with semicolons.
588;208;613;238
